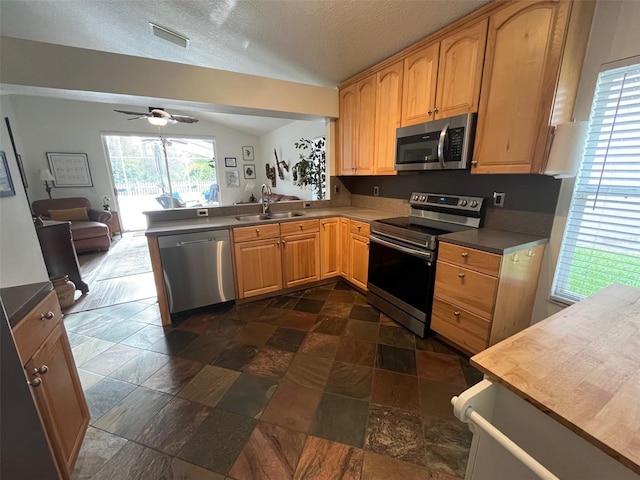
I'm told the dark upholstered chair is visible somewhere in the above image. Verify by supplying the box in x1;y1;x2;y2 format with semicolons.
32;197;112;252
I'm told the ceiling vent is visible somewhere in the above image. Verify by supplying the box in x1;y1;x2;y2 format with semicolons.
150;23;189;48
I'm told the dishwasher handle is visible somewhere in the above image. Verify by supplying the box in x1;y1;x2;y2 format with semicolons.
176;238;214;247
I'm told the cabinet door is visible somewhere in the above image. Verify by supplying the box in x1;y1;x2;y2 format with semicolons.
339;218;350;278
435;19;488;119
401;42;440;126
349;233;369;291
473;0;570;174
338;84;357;175
282;232;320;288
355;75;376;175
374;61;403;175
26;323;89;479
234;238;283;298
320;218;340;279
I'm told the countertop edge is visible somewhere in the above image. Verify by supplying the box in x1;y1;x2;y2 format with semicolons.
439;229;549;254
2;282;54;328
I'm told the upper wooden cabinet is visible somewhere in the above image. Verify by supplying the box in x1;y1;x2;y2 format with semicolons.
374;61;404;175
338;77;376;175
402;20;487;126
338;84;357;175
472;0;595;174
434;19;488;120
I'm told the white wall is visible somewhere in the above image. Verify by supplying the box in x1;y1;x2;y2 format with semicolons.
0;96;48;287
9;95;263;209
532;0;640;322
257;120;326;200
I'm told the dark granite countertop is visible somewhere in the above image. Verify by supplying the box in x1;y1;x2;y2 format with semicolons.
1;282;53;328
439;228;548;255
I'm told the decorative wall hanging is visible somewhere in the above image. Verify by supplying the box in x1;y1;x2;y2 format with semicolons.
242;146;254;161
274;147;289;180
225;170;240;188
265;163;276;187
46;152;93;187
224;157;237;168
0;151;16;197
243;164;256;179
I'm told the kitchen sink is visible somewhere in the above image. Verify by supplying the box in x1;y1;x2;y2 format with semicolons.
235;212;305;222
235;214;272;222
268;211;305;219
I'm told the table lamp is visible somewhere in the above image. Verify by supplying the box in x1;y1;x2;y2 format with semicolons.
40;169;55;199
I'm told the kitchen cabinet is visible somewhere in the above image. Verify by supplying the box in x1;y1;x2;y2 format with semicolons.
232;224;283;299
320;217;340;279
347;220;370;291
374;61;403;175
12;289;89;479
281;220;321;288
338;84;357;175
339;217;350;278
472;0;595;174
432;241;545;354
401;20;487;126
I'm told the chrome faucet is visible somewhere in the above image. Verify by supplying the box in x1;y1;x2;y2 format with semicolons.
261;184;272;214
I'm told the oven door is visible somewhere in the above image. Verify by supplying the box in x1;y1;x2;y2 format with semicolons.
367;234;436;330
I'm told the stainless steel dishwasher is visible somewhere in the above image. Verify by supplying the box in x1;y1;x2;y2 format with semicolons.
158;229;235;314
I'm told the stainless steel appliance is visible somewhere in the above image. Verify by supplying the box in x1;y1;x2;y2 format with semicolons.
158;229;235;314
367;192;486;337
395;113;476;171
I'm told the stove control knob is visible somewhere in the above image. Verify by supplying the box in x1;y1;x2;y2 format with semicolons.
413;194;419;201
470;200;478;208
460;199;468;206
420;195;426;201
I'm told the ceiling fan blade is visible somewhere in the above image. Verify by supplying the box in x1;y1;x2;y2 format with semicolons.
114;109;150;116
171;115;199;124
126;116;149;121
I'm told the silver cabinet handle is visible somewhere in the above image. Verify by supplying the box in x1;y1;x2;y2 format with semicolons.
427;109;433;116
454;311;460;316
458;272;465;278
434;107;439;114
29;378;42;388
33;365;49;376
471;160;478;166
461;252;469;258
255;229;260;236
40;311;55;321
299;224;303;230
527;249;536;258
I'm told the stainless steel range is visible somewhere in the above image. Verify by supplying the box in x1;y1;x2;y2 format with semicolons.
367;192;486;337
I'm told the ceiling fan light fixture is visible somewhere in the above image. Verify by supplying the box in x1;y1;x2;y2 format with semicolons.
150;23;189;48
148;116;169;126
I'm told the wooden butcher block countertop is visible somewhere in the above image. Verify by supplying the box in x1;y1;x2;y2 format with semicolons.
471;283;640;474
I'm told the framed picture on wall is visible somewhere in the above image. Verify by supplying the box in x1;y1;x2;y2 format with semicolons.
46;152;93;187
224;157;237;168
225;170;240;188
243;164;256;179
242;146;254;161
0;151;16;197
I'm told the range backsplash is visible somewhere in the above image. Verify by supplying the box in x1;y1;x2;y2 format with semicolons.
340;170;561;237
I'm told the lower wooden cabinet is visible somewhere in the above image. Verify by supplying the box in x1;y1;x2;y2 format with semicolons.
349;232;370;290
13;290;89;479
320;217;340;279
234;237;283;298
282;232;320;288
339;218;351;278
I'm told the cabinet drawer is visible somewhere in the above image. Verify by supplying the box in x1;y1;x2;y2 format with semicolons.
349;220;370;236
12;290;63;364
431;297;490;354
233;223;280;242
280;219;320;236
434;261;498;319
438;242;501;276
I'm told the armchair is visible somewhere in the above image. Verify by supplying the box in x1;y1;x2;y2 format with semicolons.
32;197;112;253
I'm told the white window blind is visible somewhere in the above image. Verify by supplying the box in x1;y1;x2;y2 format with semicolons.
551;60;640;304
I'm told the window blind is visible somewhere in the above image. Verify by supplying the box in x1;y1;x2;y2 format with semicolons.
551;61;640;304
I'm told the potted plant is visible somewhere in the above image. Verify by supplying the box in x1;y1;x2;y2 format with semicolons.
294;136;326;200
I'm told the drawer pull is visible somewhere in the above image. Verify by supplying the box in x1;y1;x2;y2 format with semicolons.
458;273;465;279
282;239;286;245
33;365;49;376
527;249;536;258
29;378;42;388
461;252;469;258
299;224;303;230
357;225;362;231
255;229;260;236
40;311;55;321
454;311;460;316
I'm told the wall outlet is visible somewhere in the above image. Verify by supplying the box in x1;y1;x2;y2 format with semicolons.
303;202;312;209
334;184;339;194
493;192;505;207
373;186;379;196
196;209;209;217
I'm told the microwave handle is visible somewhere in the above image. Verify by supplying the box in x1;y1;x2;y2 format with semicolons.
437;122;450;168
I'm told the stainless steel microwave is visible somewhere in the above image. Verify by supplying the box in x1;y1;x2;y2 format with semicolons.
395;113;476;171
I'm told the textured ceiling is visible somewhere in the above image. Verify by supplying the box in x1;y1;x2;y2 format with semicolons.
0;0;490;134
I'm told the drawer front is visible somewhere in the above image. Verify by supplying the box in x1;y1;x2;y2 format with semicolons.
438;242;501;276
12;290;63;364
431;297;491;354
233;223;280;242
349;220;370;236
280;219;320;236
434;261;498;319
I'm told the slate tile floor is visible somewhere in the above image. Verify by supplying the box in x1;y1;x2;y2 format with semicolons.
68;281;483;480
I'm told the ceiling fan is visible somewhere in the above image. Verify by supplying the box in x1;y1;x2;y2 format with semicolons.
114;107;199;126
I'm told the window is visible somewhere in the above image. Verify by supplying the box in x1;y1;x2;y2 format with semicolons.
551;59;640;304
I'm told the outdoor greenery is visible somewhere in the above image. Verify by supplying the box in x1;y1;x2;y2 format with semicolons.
566;247;640;297
294;136;326;200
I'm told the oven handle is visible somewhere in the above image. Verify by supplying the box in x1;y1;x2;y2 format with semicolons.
369;235;434;261
437;122;450;168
